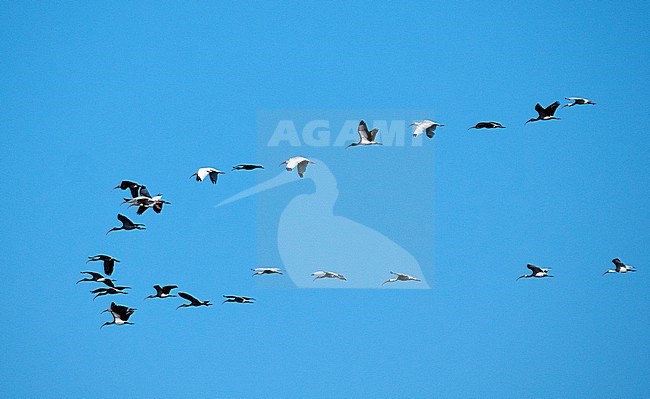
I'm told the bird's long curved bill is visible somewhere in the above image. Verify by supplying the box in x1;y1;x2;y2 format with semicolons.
216;171;295;207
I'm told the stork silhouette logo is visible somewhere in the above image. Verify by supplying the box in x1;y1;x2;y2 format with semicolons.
218;110;435;289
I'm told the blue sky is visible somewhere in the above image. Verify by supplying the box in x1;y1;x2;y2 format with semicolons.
1;2;648;398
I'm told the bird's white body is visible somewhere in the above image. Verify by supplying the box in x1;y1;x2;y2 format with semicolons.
191;167;225;184
410;120;443;138
281;157;313;178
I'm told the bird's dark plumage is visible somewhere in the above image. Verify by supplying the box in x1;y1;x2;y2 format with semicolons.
232;164;264;171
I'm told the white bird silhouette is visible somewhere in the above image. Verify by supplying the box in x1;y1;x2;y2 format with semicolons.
190;167;225;184
410;120;444;138
280;156;314;178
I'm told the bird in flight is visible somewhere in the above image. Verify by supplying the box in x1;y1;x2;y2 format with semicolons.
190;167;225;184
86;255;121;276
251;267;283;276
382;271;421;285
517;264;553;280
280;156;314;178
176;292;212;309
232;164;264;171
468;121;506;130
603;258;637;275
91;286;131;300
106;214;146;235
76;271;116;287
101;302;136;329
145;285;179;300
122;185;170;215
346;120;381;148
562;97;596;108
113;180;142;198
525;101;561;124
222;295;255;304
410;120;444;138
312;271;347;281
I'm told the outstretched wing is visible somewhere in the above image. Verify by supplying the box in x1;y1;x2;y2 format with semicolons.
527;264;542;274
534;103;545;118
545;101;560;116
162;285;178;294
358;120;370;141
178;291;200;304
425;125;437;138
208;171;219;184
297;160;309;178
117;214;134;228
139;186;152;198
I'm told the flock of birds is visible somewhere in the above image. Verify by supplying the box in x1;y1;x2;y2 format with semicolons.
80;96;637;329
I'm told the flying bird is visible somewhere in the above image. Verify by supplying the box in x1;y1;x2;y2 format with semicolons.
280;157;314;178
92;286;130;300
106;214;146;235
232;164;264;171
251;267;283;276
113;180;142;198
468;121;505;130
101;302;136;328
76;271;116;287
346;120;381;148
517;264;553;280
562;97;596;108
525;101;561;124
603;258;637;275
145;285;179;299
382;271;421;285
222;295;255;304
190;168;225;184
86;255;120;276
312;271;347;281
410;120;444;138
176;292;212;309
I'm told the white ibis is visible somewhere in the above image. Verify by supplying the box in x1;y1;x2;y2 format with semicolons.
222;295;255;304
101;302;136;328
312;271;347;281
92;286;130;300
76;271;116;287
525;101;561;124
145;285;178;299
603;258;637;275
562;97;596;108
251;267;283;276
345;120;381;148
382;271;421;285
410;120;444;138
218;159;430;288
106;214;145;235
113;180;141;198
176;292;212;309
190;168;225;184
280;156;314;178
232;164;264;171
517;264;553;280
86;255;120;276
468;121;505;130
